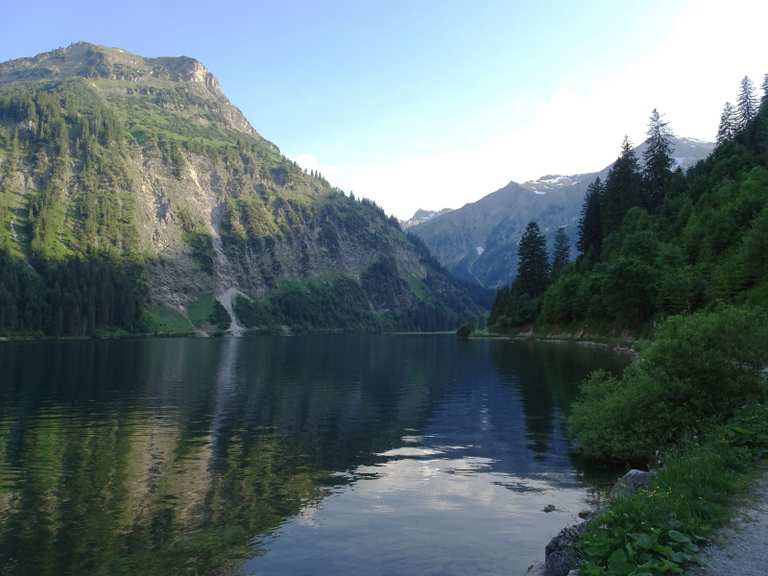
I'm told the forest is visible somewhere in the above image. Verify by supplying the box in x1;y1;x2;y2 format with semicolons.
0;86;146;336
489;75;768;332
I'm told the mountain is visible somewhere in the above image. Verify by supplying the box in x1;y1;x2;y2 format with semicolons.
0;42;481;336
401;208;452;229
409;136;714;288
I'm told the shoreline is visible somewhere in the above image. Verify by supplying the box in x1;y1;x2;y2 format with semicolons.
0;328;470;343
0;327;641;352
471;329;639;355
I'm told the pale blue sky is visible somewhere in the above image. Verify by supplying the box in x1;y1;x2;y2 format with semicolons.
3;0;766;216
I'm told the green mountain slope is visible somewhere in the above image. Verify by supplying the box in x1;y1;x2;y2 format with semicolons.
0;42;481;336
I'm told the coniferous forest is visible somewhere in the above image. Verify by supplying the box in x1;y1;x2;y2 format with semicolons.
490;76;768;333
0;88;147;336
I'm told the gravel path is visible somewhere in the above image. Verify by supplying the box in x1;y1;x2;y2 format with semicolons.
686;470;768;576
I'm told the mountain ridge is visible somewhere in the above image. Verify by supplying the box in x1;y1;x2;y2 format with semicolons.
409;136;714;288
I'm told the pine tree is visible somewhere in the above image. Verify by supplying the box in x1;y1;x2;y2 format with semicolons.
578;178;604;257
717;102;737;145
761;74;768;110
602;137;643;235
551;227;570;278
643;109;674;211
736;76;758;129
516;221;550;297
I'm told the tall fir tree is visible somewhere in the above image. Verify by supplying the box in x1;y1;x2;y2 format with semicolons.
516;221;550;297
551;227;570;278
717;102;737;145
602;137;643;236
761;74;768;110
737;76;758;129
642;109;674;211
578;178;604;258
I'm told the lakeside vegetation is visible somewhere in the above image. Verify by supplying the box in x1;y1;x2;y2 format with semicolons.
487;75;768;575
575;306;768;576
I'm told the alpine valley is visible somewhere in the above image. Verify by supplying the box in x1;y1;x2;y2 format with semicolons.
409;137;714;288
0;42;483;336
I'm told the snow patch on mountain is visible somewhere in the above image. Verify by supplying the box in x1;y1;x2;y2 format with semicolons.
401;208;453;229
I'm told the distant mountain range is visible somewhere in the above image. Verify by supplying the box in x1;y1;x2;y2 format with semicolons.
408;136;714;288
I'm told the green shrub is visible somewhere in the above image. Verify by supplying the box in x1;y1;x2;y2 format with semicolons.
488;287;537;328
569;306;768;463
234;295;274;328
579;403;768;576
456;323;473;338
187;294;230;330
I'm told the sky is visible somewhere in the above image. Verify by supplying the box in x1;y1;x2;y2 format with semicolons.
2;0;767;218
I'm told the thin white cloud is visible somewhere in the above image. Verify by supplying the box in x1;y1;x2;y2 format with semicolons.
296;0;768;219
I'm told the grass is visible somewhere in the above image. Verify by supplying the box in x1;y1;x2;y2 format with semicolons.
186;293;230;330
186;293;217;327
143;304;194;334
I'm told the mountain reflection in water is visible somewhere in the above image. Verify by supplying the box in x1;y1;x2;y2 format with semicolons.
0;335;627;576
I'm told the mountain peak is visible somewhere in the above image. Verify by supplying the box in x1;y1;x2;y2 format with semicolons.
401;208;452;228
0;42;220;92
0;42;266;138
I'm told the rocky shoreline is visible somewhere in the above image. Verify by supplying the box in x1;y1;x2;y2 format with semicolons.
525;469;656;576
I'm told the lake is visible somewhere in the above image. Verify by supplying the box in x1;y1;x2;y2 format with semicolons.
0;335;627;576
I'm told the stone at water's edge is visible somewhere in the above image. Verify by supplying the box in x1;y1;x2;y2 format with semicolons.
610;469;656;498
523;469;658;576
545;523;586;576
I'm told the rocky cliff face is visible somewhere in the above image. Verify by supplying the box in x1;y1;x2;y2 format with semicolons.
0;43;480;335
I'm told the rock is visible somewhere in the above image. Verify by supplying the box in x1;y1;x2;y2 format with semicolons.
610;469;656;498
526;562;546;575
545;523;586;576
577;509;591;519
566;571;580;576
543;504;556;513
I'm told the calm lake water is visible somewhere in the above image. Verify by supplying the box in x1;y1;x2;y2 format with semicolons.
0;335;627;576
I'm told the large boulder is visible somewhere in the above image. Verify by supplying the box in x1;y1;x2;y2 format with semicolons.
610;469;656;498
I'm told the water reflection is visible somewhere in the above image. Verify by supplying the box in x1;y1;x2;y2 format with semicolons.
0;335;627;576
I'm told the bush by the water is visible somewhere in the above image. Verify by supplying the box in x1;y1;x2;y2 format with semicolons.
569;306;768;463
578;403;768;576
572;305;768;575
456;323;473;338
